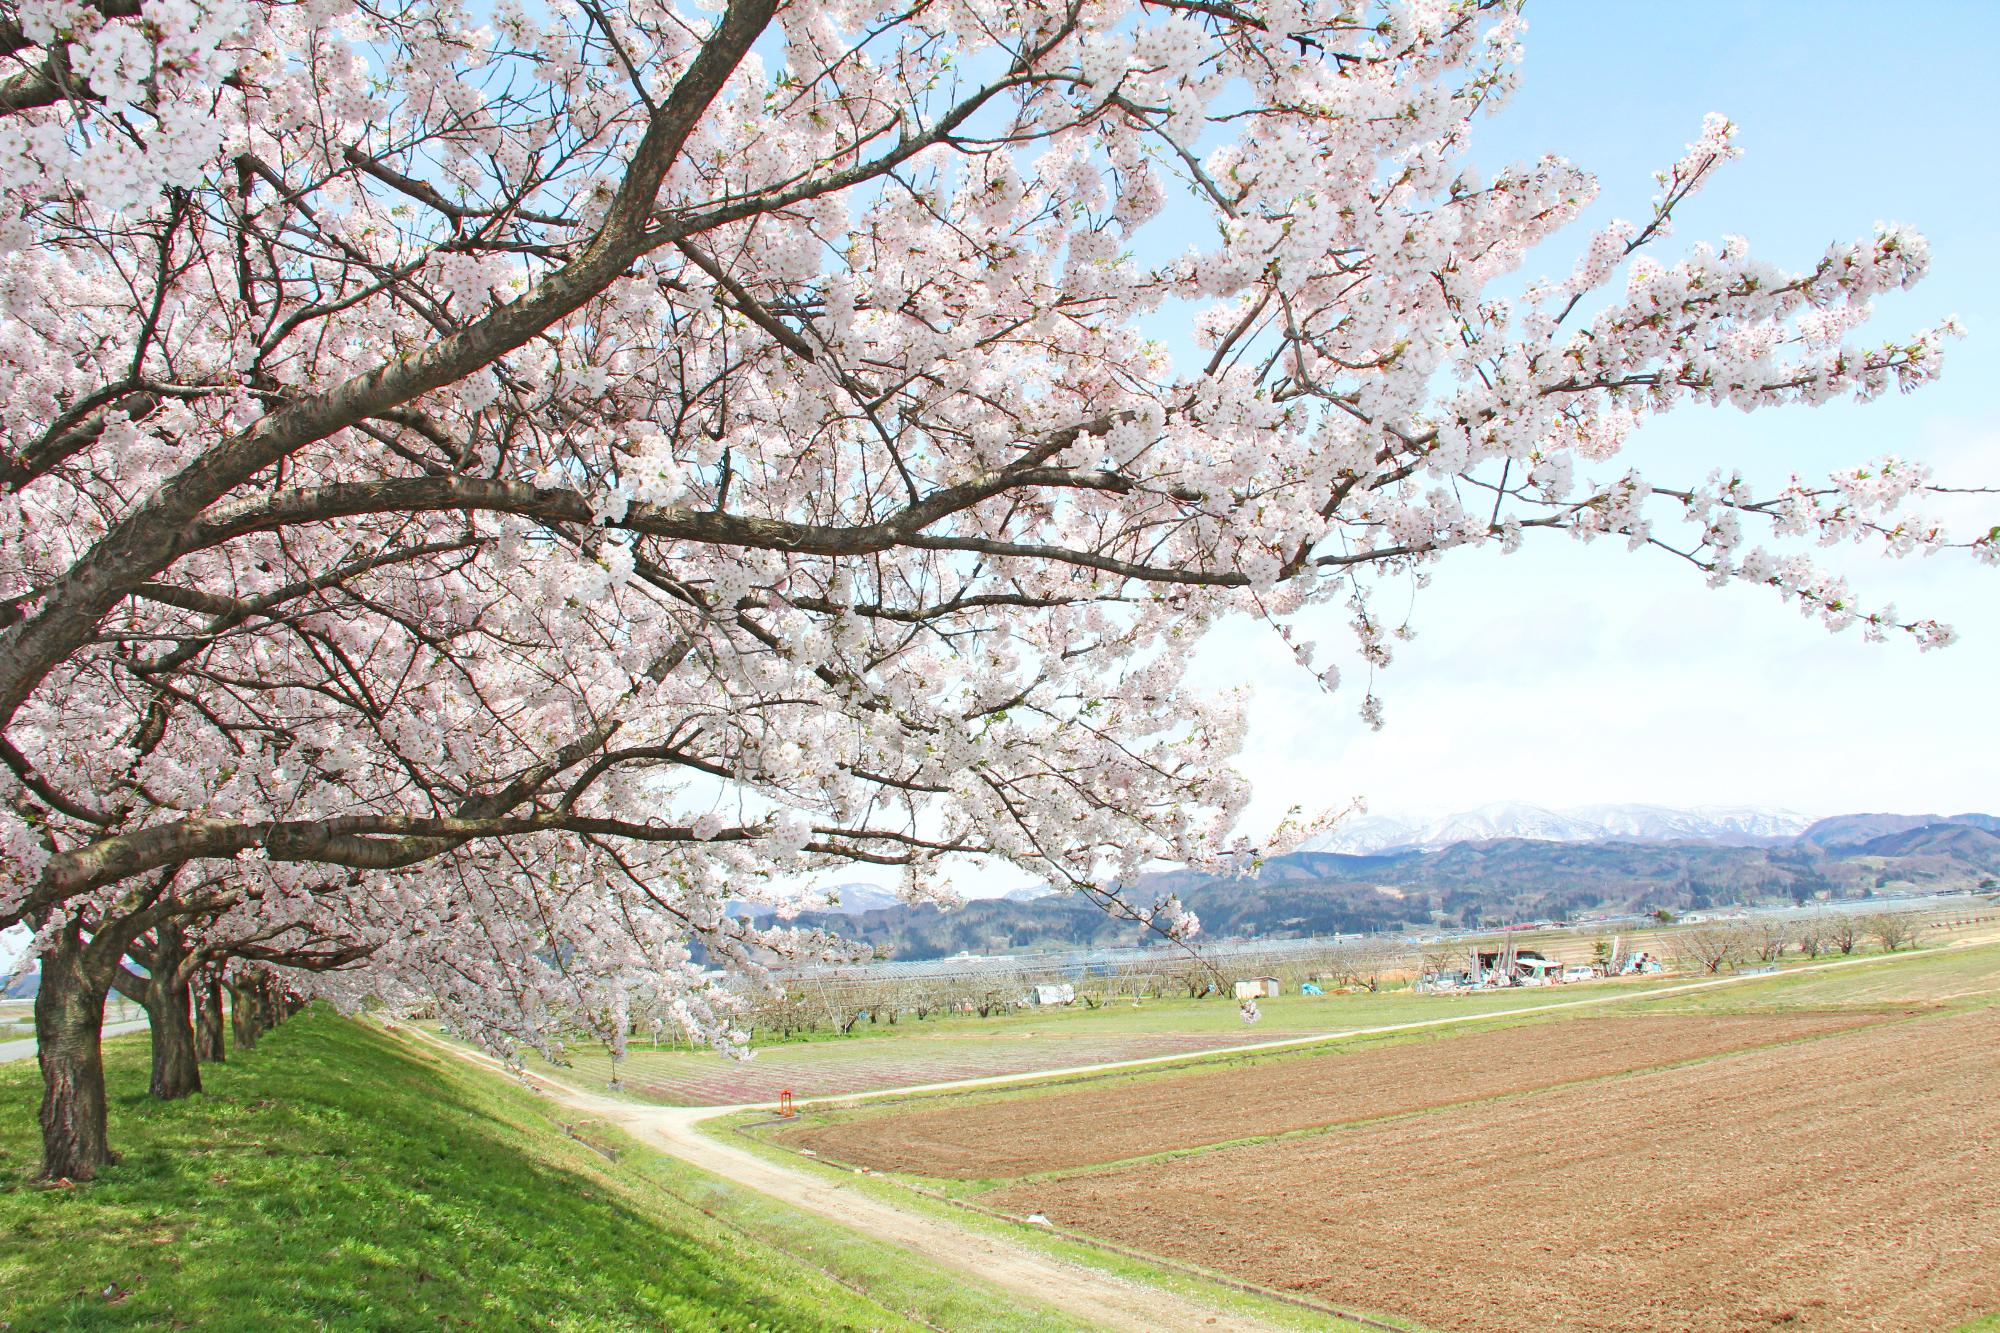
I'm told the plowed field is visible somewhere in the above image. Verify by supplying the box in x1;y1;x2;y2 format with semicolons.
783;1011;1885;1178
987;1008;2000;1332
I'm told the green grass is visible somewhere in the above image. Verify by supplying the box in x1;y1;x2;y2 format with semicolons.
517;919;2000;1102
535;975;1699;1101
1646;939;2000;1015
0;1011;953;1331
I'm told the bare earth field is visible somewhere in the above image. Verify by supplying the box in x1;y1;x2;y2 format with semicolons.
986;1007;2000;1332
780;1011;1888;1178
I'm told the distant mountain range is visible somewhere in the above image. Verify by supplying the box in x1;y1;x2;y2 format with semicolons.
727;881;905;920
1296;802;1816;854
1795;811;2000;850
731;880;1055;921
771;810;2000;960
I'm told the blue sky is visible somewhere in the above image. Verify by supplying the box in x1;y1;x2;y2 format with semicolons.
1172;0;2000;840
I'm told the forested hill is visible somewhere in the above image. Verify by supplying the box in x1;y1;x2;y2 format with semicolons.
775;818;2000;960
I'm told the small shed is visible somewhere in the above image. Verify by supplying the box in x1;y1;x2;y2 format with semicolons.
1233;977;1281;1000
1029;982;1075;1006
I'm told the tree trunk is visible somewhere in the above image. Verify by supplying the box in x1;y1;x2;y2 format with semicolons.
144;972;201;1100
128;925;202;1099
195;971;226;1063
229;980;259;1051
34;923;115;1182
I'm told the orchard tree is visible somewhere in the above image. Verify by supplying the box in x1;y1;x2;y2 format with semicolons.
1869;910;1921;953
1672;923;1748;976
0;0;1990;1179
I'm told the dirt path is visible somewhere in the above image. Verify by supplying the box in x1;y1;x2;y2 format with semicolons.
396;941;1999;1333
402;1027;1295;1333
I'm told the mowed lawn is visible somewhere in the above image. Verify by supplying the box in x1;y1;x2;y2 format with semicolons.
0;1012;918;1332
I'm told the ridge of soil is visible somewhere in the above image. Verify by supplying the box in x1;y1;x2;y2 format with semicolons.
988;1007;2000;1333
784;1011;1887;1178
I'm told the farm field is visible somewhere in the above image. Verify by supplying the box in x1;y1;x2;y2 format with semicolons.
745;942;2000;1332
1644;936;2000;1014
777;1009;1889;1178
986;1005;2000;1332
531;978;1690;1104
515;913;2000;1106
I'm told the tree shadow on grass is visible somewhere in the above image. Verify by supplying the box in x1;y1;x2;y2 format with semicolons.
0;1012;894;1332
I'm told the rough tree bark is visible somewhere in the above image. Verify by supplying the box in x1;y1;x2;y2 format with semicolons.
194;968;226;1063
228;978;259;1051
145;980;200;1099
33;920;116;1181
115;924;203;1100
148;926;201;1098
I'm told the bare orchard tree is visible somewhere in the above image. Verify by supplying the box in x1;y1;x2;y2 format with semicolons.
1672;924;1750;976
1419;941;1464;987
1751;919;1792;963
1828;913;1865;956
1347;940;1409;993
1795;915;1830;959
1870;910;1923;953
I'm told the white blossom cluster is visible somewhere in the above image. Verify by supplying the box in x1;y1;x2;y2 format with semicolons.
0;0;1985;1050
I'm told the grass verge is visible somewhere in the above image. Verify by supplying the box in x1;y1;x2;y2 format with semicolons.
0;1010;939;1331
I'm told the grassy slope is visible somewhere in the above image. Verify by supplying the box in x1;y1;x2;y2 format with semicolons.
0;1012;928;1332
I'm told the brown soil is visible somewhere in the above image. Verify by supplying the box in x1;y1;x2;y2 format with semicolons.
988;1007;2000;1333
784;1011;1886;1178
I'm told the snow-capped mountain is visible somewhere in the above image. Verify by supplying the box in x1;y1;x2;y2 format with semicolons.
1002;884;1056;902
1296;802;1815;855
725;882;904;919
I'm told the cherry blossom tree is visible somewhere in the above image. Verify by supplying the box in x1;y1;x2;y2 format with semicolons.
112;893;373;1100
1;0;1989;1178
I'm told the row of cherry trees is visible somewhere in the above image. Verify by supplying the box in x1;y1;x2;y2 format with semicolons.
2;0;1989;1178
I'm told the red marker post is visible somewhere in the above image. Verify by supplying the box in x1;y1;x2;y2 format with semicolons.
779;1089;795;1117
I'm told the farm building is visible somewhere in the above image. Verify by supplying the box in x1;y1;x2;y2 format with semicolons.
1233;977;1281;1000
1471;948;1554;985
1028;983;1075;1006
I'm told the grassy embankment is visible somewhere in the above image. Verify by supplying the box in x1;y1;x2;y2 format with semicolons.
0;1011;1096;1332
